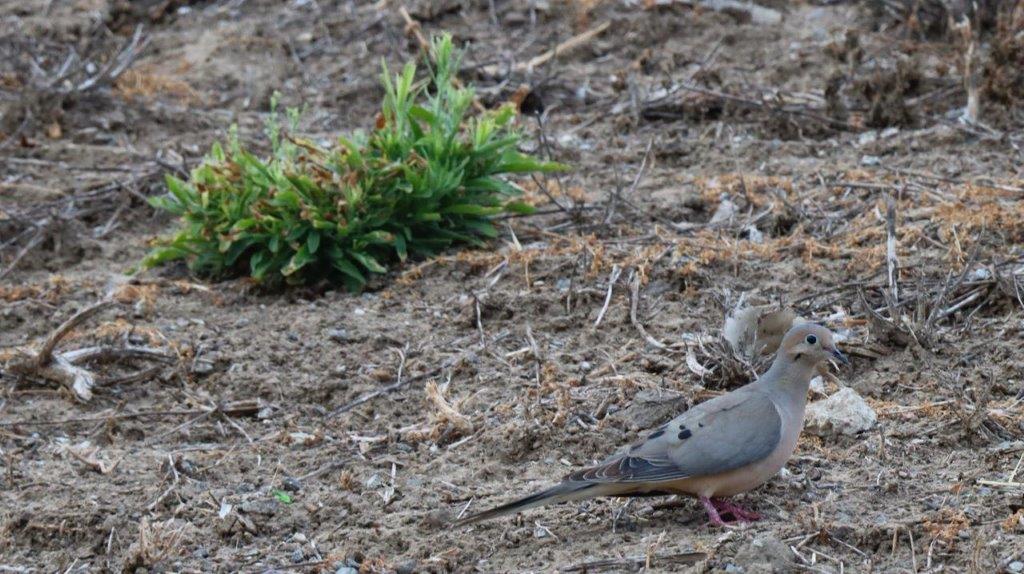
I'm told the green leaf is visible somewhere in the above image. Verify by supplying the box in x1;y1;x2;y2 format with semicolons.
148;195;184;215
351;251;387;274
224;238;256;266
408;105;436;125
141;246;191;268
250;251;271;279
504;201;536;215
273;490;293;504
165;175;193;207
363;231;394;244
306;231;321;254
444;204;503;216
332;256;366;285
232;218;258;231
463;219;498;238
394;233;407;261
498;152;570;173
282;244;314;276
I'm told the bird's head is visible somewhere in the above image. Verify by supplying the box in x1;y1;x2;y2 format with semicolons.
778;323;848;369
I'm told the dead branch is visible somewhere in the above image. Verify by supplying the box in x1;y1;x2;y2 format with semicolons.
481;21;611;77
649;82;858;131
3;299;192;401
0;169;162;283
36;300;115;366
885;194;900;304
628;270;669;350
561;551;707;573
0;228;46;282
648;0;783;22
6;300;116;400
75;26;147;93
329;367;443;417
593;264;623;328
2;24;148;139
0;399;262;428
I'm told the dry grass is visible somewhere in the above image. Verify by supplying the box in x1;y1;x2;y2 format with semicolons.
121;518;192;571
115;63;200;103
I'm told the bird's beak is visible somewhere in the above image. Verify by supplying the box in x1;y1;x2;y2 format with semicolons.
830;347;850;366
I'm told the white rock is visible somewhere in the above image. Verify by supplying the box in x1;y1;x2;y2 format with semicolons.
805;387;877;437
710;195;738;224
809;376;827;398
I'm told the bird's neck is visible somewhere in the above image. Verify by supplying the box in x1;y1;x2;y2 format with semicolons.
759;358;817;408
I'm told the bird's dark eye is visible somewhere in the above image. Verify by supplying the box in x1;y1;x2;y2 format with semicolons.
805;334;818;345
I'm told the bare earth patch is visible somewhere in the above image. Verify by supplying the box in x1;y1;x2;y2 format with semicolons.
2;0;1024;572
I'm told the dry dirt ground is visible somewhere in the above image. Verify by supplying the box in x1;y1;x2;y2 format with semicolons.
3;0;1024;572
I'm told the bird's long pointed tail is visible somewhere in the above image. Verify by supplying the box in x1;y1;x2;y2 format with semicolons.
453;482;598;527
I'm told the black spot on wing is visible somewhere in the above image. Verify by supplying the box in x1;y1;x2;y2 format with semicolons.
677;427;692;440
648;429;665;439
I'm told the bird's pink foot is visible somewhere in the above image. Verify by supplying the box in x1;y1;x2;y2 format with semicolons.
710;498;761;522
698;496;727;527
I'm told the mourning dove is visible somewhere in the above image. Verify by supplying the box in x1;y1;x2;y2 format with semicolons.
455;323;848;527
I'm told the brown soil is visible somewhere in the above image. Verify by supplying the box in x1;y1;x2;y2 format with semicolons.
2;1;1024;572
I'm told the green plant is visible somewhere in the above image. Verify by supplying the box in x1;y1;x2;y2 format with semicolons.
141;34;564;290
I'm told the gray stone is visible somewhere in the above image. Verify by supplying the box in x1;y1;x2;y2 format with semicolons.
734;535;792;573
396;561;418;574
805;387;877;437
282;477;302;492
239;500;277;516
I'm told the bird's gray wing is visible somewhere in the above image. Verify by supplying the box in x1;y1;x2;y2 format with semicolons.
567;390;782;484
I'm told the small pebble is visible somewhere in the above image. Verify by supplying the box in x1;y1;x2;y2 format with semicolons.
282;477;302;492
1008;561;1023;573
291;548;305;563
327;328;349;342
395;561;418;574
191;360;215;375
421;509;450;528
335;567;358;574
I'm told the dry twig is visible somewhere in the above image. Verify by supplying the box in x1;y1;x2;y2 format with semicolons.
628;270;669;350
481;21;611;77
3;299;188;401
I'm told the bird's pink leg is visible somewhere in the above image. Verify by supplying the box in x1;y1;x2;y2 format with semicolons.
698;496;727;527
711;498;762;522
